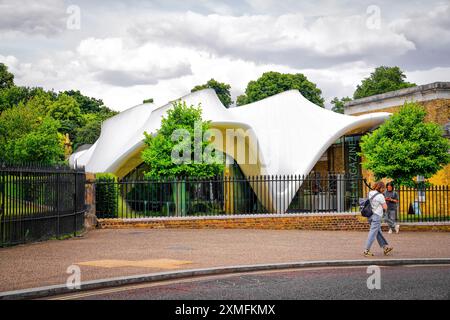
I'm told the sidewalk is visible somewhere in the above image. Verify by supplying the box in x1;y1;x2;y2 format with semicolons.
1;228;449;292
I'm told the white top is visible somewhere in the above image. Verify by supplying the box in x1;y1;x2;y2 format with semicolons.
368;190;386;217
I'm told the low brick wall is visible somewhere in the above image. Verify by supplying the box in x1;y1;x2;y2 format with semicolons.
97;213;450;232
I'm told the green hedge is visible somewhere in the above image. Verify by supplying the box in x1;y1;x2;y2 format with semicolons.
95;173;118;218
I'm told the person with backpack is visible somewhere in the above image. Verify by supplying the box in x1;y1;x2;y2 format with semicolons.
384;182;400;234
363;181;394;257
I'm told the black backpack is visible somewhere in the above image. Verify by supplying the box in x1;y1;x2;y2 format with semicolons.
360;192;379;218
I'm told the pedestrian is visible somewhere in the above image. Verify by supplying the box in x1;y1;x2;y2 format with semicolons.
364;181;394;257
384;182;400;234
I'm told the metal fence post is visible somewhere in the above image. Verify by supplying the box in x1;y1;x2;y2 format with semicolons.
74;171;77;237
0;166;4;246
56;171;60;238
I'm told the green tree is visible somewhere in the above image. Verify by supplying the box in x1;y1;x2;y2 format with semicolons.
0;63;14;89
63;90;106;114
142;101;224;216
0;86;30;113
0;100;64;163
353;66;416;99
191;79;233;108
359;102;450;186
236;71;324;107
0;86;55;113
330;96;352;114
73;113;104;150
142;100;224;178
59;91;117;148
0;64;118;160
7;118;64;163
46;93;82;139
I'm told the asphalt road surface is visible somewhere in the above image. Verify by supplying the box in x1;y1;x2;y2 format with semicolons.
52;265;450;300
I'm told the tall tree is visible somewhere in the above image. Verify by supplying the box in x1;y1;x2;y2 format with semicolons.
0;97;64;164
46;93;83;140
330;96;352;114
191;79;233;108
0;85;58;114
61;90;117;149
63;90;109;114
0;65;118;158
0;63;14;89
141;101;224;216
142;100;224;178
236;71;324;107
360;102;450;186
73;112;114;150
353;66;416;99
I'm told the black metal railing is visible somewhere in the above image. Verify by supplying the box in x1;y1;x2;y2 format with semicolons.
0;163;86;247
95;173;449;222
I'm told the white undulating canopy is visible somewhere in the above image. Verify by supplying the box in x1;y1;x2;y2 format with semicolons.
70;89;391;213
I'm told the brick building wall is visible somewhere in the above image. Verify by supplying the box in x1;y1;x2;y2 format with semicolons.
342;82;450;186
350;98;450;185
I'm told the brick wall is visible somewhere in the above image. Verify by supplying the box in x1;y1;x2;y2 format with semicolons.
97;213;450;232
351;99;449;126
84;173;98;230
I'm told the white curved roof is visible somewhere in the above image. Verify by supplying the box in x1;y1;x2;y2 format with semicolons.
71;89;391;213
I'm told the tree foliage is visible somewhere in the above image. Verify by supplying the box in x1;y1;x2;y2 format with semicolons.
360;102;450;186
0;63;14;90
95;173;118;217
330;96;352;114
236;71;324;107
353;66;416;99
73;113;106;149
142;101;224;178
0;86;55;114
0;99;64;163
8;118;64;164
63;90;115;115
191;79;233;108
0;65;118;161
48;93;81;121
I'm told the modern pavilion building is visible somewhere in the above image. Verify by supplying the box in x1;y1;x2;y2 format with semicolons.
70;89;391;213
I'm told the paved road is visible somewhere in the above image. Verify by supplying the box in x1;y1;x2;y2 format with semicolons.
2;229;450;292
53;265;450;300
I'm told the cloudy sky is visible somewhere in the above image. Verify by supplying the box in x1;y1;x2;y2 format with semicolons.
1;0;449;111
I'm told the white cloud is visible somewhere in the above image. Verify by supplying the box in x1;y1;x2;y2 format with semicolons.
0;0;67;37
76;38;192;86
406;66;450;85
1;1;449;114
129;11;415;68
388;4;450;70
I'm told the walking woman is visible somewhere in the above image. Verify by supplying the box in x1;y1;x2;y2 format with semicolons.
364;181;394;257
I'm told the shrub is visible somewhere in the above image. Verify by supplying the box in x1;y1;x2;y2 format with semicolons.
95;173;118;218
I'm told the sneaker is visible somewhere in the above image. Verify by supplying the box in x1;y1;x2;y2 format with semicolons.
388;229;393;234
383;247;393;256
364;250;374;257
395;225;400;234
